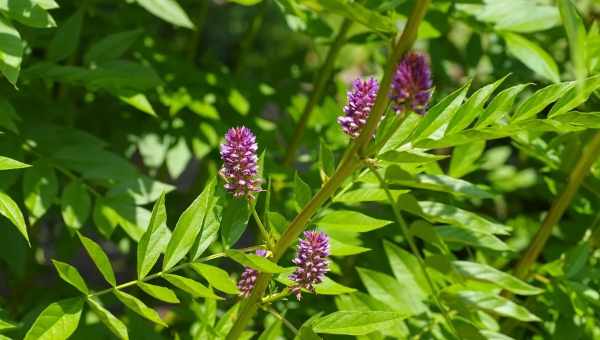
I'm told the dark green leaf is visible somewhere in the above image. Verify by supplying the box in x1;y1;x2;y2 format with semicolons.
61;181;91;230
47;10;83;62
294;172;312;211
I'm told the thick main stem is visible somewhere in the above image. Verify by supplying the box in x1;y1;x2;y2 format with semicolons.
226;2;430;338
513;130;600;279
283;19;352;166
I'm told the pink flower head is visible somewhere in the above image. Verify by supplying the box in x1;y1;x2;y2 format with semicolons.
219;126;261;199
288;231;330;300
338;78;379;138
390;52;432;115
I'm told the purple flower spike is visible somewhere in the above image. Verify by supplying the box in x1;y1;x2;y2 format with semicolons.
390;52;433;115
338;78;380;138
237;249;268;298
219;126;261;199
289;231;330;300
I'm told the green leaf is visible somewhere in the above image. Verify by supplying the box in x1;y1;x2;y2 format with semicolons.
294;313;322;340
383;240;430;295
84;29;143;64
163;273;223;299
47;9;83;62
452;261;543;295
0;319;16;332
190;181;220;259
379;150;447;164
357;267;427;315
446;290;540;322
476;83;530;127
23;162;58;223
558;0;587;83
51;259;88;294
333;188;408;204
329;237;370;256
61;181;91;230
435;226;511;251
163;178;215;270
226;249;285;273
24;298;83;340
386;168;494;199
119;93;157;117
512;82;574;121
78;233;116;286
0;190;29;245
315;211;391;233
410;80;471;142
137;192;170;279
137;282;180;303
228;89;250;116
548;75;600;117
220;194;251;247
191;263;239;295
502;32;560;83
447;75;508;134
294;172;311;211
0;1;56;28
313;311;407;336
114;290;167;327
136;0;194;29
229;0;263;5
87;298;128;340
0;156;29;170
449;141;485;178
418;201;510;235
319;140;335;178
563;243;590;279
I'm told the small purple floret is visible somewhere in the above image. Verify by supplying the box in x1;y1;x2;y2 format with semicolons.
288;231;330;300
237;249;268;298
390;52;433;115
219;126;261;199
338;78;379;138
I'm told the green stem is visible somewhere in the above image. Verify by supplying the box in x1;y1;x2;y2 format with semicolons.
88;246;261;299
225;2;430;338
261;288;291;304
513;130;600;279
262;306;298;335
283;19;352;166
367;164;458;338
251;204;274;249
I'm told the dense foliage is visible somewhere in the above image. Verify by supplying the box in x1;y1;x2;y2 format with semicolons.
1;0;600;339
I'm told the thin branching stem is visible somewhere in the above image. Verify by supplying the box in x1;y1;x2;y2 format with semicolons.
87;246;262;299
262;306;298;335
367;163;458;338
250;203;274;249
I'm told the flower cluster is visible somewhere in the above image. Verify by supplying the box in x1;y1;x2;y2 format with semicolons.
288;231;330;300
219;126;261;199
390;52;433;115
338;78;380;138
237;249;268;297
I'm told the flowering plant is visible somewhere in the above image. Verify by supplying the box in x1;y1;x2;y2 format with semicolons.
1;0;600;339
